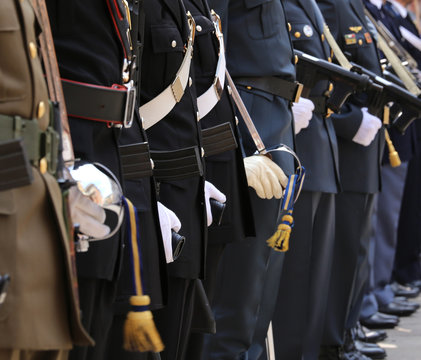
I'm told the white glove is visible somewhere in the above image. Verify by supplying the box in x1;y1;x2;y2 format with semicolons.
243;155;288;199
68;186;110;238
292;97;315;134
204;181;226;226
157;202;181;263
352;107;382;146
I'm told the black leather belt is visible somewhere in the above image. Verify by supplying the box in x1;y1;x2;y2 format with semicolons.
150;146;204;181
119;142;154;180
310;96;329;116
234;77;303;103
201;122;237;157
62;79;136;127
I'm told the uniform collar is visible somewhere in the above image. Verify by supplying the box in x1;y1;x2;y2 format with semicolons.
369;0;384;9
388;0;408;18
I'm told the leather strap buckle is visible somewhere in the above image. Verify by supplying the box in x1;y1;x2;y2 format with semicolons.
123;82;136;128
171;76;184;103
213;76;223;101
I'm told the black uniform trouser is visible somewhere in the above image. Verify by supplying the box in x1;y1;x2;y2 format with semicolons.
203;192;284;360
345;193;376;330
185;244;226;360
69;278;118;360
393;153;421;284
322;192;375;346
270;191;336;360
153;277;196;360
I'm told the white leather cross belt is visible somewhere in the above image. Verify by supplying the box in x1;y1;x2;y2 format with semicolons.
196;12;226;119
140;13;196;130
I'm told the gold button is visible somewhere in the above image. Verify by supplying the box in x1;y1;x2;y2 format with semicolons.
328;57;332;63
37;101;46;119
246;86;252;90
358;39;363;45
171;40;177;48
321;34;325;42
196;25;202;32
29;41;37;59
329;83;334;92
288;22;292;32
295;55;298;64
326;108;334;118
39;157;48;174
294;31;301;38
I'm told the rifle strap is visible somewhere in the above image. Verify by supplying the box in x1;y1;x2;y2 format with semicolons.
364;9;420;95
376;33;421;96
129;0;144;99
323;24;353;70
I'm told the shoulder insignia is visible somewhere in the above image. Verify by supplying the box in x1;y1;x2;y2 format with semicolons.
364;32;373;43
344;33;357;45
349;26;362;33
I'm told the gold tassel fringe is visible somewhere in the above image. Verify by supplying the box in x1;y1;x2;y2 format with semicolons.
267;214;293;252
384;129;401;168
123;296;164;353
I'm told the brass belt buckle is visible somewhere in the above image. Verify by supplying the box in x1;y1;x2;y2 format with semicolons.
293;82;304;103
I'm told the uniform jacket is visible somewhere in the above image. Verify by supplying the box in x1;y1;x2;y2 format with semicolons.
47;0;129;281
112;0;168;311
209;0;296;173
142;0;207;279
117;115;168;310
0;0;91;349
284;0;340;193
183;0;255;243
49;0;167;307
364;0;418;163
207;0;295;242
316;0;385;194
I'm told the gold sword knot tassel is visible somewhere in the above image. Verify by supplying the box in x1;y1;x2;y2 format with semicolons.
383;105;401;168
267;212;293;252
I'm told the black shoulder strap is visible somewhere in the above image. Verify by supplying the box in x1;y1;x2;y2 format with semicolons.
129;0;144;102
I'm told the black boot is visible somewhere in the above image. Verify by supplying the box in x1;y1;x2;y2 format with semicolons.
318;345;345;360
344;328;386;360
355;321;387;343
